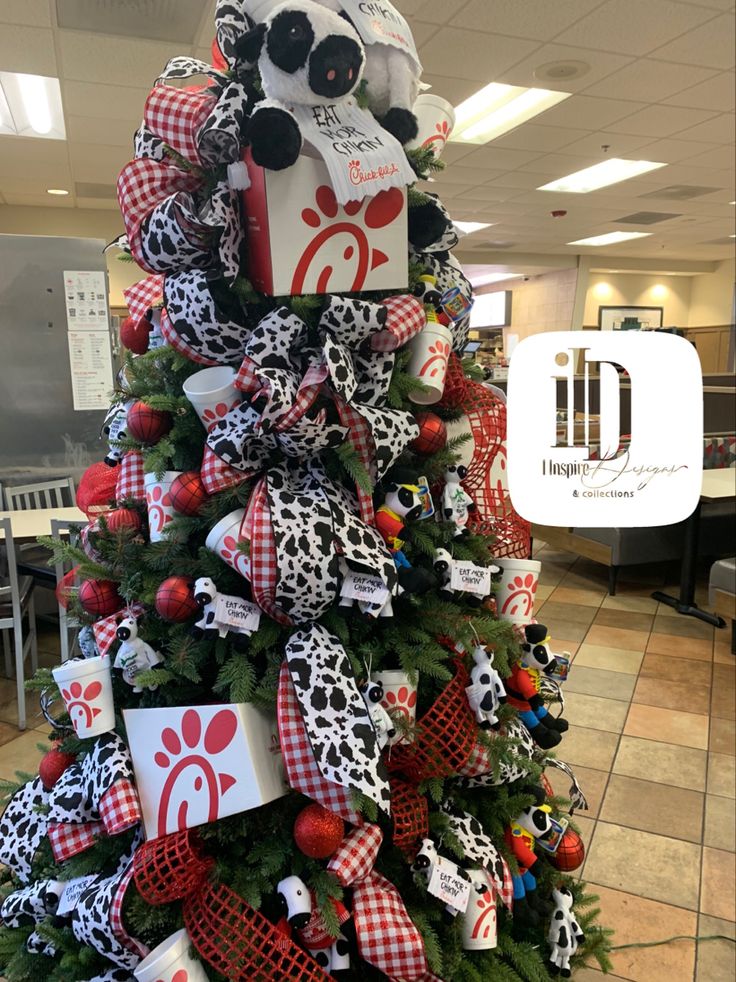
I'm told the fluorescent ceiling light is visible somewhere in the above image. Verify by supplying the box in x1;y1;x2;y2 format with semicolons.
0;72;65;140
47;188;69;196
451;82;570;145
568;231;652;247
538;158;666;194
454;221;494;234
469;272;524;287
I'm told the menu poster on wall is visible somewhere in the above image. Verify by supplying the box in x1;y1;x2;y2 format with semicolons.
63;270;109;331
67;330;114;411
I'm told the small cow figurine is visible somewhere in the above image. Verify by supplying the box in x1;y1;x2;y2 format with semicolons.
412;838;470;918
276;875;351;975
465;645;506;730
548;887;585;977
433;549;494;608
101;401;133;467
442;465;476;537
506;624;569;749
113;615;163;691
358;679;396;750
192;577;251;650
505;788;555;926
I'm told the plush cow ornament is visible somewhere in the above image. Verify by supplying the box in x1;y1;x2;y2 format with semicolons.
548;887;585;977
505;787;554;926
113;615;163;691
191;576;252;650
412;837;471;918
465;645;506;729
505;624;568;749
358;679;396;750
235;0;365;171
442;464;476;537
101;401;134;467
376;469;435;594
276;874;352;975
433;548;491;608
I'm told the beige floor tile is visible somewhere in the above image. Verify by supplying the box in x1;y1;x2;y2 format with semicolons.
548;586;605;607
696;914;736;982
639;653;712;687
583;884;697;982
704;795;735;851
646;633;714;662
713;642;734;665
594;608;655;633
547;763;608;818
601;594;659;614
574;814;596;854
564;666;636;702
701;847;736;921
561;725;620;771
711;664;735;721
633;677;711;716
624;704;709;750
538;601;598;626
574;643;644;676
710;717;735;755
707;753;736;798
541;617;590;642
536;547;577;566
534;583;555;602
584;823;701;910
554;638;582;656
562;570;611;592
0;730;48;781
564;691;628;733
613;736;707;792
599;774;703;843
585;625;650;652
0;720;25;748
653;614;715;641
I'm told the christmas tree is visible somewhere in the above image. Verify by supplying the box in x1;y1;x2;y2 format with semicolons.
0;2;612;980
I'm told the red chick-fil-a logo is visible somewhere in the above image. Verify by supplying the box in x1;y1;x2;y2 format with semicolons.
348;159;400;187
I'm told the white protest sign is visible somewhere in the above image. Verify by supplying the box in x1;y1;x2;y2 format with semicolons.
427;857;471;914
214;595;261;633
57;876;97;916
340;570;390;606
450;562;492;597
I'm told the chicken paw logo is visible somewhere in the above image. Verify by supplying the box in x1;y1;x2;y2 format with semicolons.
60;680;103;729
500;573;538;618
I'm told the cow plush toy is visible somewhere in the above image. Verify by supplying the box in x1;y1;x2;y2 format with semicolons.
465;644;506;729
548;886;585;977
358;679;396;750
442;464;476;537
191;577;253;650
412;838;470;918
276;875;352;975
505;624;568;749
113;615;163;691
505;788;554;926
101;400;133;467
376;469;435;594
433;549;493;608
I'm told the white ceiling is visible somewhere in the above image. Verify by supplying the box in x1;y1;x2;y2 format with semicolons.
0;0;733;263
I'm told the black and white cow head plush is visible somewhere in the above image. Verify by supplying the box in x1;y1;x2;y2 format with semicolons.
551;886;574;912
115;614;140;643
515;802;554;842
384;478;423;523
193;577;218;608
522;623;558;676
277;874;312;930
411;837;438;875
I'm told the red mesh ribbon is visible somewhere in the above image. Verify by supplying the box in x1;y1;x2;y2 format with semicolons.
134;830;214;905
77;461;119;518
55;566;79;610
389;778;429;856
387;660;477;784
440;354;530;559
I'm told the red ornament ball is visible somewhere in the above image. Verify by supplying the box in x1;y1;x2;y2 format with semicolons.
127;401;172;445
548;828;585;872
79;578;122;617
104;507;143;533
410;411;447;455
119;315;150;355
39;744;77;790
155;575;198;622
170;471;209;516
293;804;344;858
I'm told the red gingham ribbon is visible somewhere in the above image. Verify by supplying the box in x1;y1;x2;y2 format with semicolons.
334;398;375;524
327;824;383;884
48;820;102;862
276;661;360;824
93;602;146;657
275;362;328;432
159;305;219;366
98;778;142;836
200;445;247;494
80;523;103;564
123;275;164;323
234;356;260;393
115;451;146;504
372;295;426;352
117;158;200;270
144;85;217;167
110;864;149;959
250;476;290;625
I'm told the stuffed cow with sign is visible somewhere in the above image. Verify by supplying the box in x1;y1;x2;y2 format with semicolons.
191;577;252;650
113;615;163;692
412;838;470;919
433;549;492;608
442;464;476;537
358;678;396;750
465;644;506;730
276;875;352;975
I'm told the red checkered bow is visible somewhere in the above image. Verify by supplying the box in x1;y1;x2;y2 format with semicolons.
110;863;149;959
123;275;164;324
48;820;103;863
115;451;146;504
80;522;103;564
98;777;143;835
200;445;247;494
334;397;376;525
328;825;429;981
117;158;200;271
276;661;360;824
93;603;146;657
372;295;426;352
144;85;217;167
250;476;291;625
159;306;218;366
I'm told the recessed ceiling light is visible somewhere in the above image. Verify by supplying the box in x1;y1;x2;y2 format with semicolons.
534;60;590;82
539;159;666;194
455;221;494;235
0;72;65;140
568;231;653;247
451;83;570;144
47;188;69;196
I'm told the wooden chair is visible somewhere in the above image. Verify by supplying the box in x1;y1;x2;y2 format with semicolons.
0;518;38;730
50;518;85;664
6;478;77;584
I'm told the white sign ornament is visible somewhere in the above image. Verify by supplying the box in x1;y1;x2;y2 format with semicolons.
427;856;471;914
451;562;492;597
337;0;421;69
214;595;261;633
57;876;97;917
507;332;703;527
340;570;390;606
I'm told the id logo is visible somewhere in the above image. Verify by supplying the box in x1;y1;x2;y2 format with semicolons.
507;331;703;527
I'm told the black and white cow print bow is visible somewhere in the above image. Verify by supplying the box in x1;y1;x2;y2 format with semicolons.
1;878;65;957
285;624;391;811
439;804;513;908
543;758;589;813
0;777;49;883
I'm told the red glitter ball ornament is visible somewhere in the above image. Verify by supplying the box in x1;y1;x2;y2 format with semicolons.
155;576;198;622
548;827;585;872
410;411;447;455
79;578;122;617
170;471;209;516
293;804;344;859
119;315;150;355
127;401;172;445
39;744;77;790
104;507;143;533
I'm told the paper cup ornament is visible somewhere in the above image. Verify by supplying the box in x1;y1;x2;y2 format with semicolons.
406;94;456;159
52;656;115;739
495;557;541;625
183;366;241;430
205;509;251;580
461;870;497;950
144;471;181;542
407;315;453;405
372;670;418;745
134;927;208;982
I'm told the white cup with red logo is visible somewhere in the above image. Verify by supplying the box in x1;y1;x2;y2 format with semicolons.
406;94;456;159
205;509;251;581
407;320;453;405
144;471;181;543
461;870;497;950
495;557;541;625
134;928;208;982
183;366;240;430
53;655;115;738
372;670;418;745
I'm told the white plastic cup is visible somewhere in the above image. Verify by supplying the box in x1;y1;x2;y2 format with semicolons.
461;870;497;950
134;928;208;982
205;508;251;580
407;321;453;405
406;94;456;159
183;366;240;430
52;655;115;738
372;670;417;746
144;471;181;542
495;557;541;625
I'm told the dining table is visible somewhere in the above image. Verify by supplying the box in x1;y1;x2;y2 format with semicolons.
0;507;87;543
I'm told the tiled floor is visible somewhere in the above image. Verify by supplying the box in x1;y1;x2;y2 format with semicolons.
535;544;735;982
0;556;734;981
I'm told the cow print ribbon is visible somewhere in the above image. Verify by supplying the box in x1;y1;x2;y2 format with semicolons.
543;758;589;813
438;803;513;908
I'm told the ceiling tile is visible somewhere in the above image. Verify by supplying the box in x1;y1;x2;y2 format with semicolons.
58;31;183;85
68;143;131;184
408;21;440;45
66;115;139;149
194;1;217;46
75;197;121;211
553;131;654;156
0;139;71;178
663;72;735;112
419;28;540;81
489;123;593;152
582;58;719;102
396;0;470;24
0;193;75;207
650;13;736;68
517;151;608;175
606;104;719;137
0;0;52;27
532;94;647;129
62;81;150;121
633;137;725;162
455;146;546;170
669;113;735;143
496;42;633;92
555;0;717;55
674;145;735;169
0;25;57;75
453;0;607;41
419;73;481;106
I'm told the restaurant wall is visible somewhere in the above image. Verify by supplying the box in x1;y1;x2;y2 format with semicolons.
688;259;735;327
583;273;692;328
477;267;578;344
